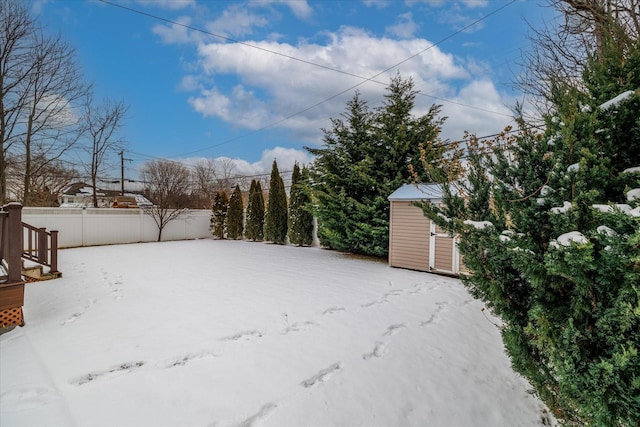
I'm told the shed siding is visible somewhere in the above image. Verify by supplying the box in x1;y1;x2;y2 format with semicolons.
433;236;454;272
389;201;430;271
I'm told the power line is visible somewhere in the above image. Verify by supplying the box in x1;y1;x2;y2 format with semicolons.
98;0;517;160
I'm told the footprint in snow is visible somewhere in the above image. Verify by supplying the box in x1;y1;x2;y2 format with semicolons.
238;403;278;427
383;323;407;336
362;342;387;360
281;321;318;335
61;298;99;325
220;330;263;342
361;298;388;308
384;289;404;298
301;362;342;388
420;302;448;326
72;361;145;386
160;350;218;368
61;312;82;325
322;307;345;315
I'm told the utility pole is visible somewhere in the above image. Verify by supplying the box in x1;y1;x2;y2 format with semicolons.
119;150;132;196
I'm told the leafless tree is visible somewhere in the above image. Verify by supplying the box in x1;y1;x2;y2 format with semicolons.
84;95;128;207
140;159;191;242
7;154;78;206
517;0;640;113
0;0;34;204
21;32;88;205
214;157;239;194
191;158;218;209
0;0;89;205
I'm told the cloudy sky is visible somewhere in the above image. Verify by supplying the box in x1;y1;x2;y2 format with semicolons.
38;0;553;179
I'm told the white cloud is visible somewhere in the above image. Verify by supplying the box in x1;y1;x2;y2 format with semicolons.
181;147;313;182
32;0;53;15
439;79;514;141
188;26;469;146
206;5;269;38
386;12;419;39
362;0;391;8
152;16;194;44
460;0;488;8
135;0;196;10
258;147;314;171
249;0;313;19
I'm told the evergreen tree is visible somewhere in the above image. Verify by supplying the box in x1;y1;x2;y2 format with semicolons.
288;163;314;246
264;160;288;244
308;75;446;257
225;185;244;240
422;37;640;426
245;179;265;241
210;190;228;239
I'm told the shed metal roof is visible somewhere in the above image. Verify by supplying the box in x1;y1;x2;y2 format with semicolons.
388;183;444;201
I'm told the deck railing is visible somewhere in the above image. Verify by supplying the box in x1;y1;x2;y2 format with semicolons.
0;203;24;284
22;221;59;275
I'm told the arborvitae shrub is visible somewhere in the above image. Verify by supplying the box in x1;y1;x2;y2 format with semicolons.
245;179;265;241
225;185;244;240
264;160;288;244
211;190;228;239
288;164;314;246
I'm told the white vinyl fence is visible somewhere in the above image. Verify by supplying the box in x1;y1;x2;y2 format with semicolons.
22;207;212;248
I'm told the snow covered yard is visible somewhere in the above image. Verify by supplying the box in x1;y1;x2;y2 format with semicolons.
1;240;553;427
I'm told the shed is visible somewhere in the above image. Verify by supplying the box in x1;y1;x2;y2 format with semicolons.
388;183;466;275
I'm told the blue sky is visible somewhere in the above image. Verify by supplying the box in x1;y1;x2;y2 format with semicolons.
37;0;554;179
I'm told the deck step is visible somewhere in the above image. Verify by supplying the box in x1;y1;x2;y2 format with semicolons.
21;264;62;281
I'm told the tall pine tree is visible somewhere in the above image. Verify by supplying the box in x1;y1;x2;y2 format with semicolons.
288;163;314;246
225;184;244;240
245;179;265;241
264;160;288;244
308;75;446;257
210;190;228;239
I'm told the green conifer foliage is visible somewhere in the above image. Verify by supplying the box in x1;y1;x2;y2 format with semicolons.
264;160;288;244
210;190;228;239
307;75;446;257
288;163;314;246
421;38;640;426
245;179;265;241
225;185;244;240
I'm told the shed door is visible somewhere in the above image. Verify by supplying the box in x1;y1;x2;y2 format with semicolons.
429;223;457;274
389;201;430;272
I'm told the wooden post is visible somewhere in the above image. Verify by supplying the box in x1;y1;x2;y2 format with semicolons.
6;203;22;283
50;230;58;273
38;227;47;264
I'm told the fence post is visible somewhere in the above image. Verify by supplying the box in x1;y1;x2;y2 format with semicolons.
38;227;47;264
6;203;23;283
50;230;59;273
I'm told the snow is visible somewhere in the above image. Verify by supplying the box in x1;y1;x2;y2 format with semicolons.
592;204;632;213
0;239;548;427
463;220;493;229
551;201;572;214
599;90;635;110
596;225;617;237
1;240;553;427
551;231;588;248
626;188;640;201
623;166;640;174
540;186;553;196
628;207;640;217
567;163;580;172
